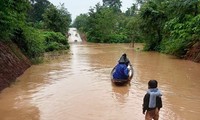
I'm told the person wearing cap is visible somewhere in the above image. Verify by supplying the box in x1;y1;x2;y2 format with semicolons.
143;80;162;120
113;53;130;80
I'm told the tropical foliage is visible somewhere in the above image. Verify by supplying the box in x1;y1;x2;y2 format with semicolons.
43;31;69;52
0;0;30;41
43;4;71;34
0;0;71;61
73;2;133;43
1;0;199;60
73;0;200;58
28;0;51;23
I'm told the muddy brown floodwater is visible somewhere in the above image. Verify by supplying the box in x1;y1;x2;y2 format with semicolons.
0;43;200;120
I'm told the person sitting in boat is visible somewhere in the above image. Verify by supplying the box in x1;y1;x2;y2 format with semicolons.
113;53;130;80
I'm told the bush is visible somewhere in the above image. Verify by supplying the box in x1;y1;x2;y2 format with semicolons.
43;31;69;52
107;34;128;43
160;38;188;57
12;27;45;59
161;15;200;57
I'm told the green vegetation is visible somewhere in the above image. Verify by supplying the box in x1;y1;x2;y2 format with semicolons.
43;4;71;34
43;31;69;52
73;1;133;43
1;0;199;60
139;0;200;57
0;0;71;63
73;0;200;58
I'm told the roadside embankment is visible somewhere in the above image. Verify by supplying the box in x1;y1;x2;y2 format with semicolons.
185;42;200;63
0;42;31;91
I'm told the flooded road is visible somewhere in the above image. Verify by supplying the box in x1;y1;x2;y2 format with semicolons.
0;43;200;120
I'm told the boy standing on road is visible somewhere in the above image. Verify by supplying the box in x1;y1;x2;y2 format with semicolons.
143;80;162;120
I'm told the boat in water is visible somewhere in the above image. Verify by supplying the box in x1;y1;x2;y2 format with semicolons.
111;64;134;86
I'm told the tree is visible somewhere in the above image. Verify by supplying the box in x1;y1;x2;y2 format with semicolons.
28;0;51;22
85;2;130;43
139;0;167;50
103;0;122;12
165;0;199;18
72;14;89;32
125;16;143;44
125;4;137;16
160;0;200;56
0;0;30;41
87;4;118;42
43;4;71;34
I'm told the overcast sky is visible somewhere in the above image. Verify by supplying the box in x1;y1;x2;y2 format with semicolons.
48;0;136;21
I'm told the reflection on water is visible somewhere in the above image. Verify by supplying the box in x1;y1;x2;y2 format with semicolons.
112;85;130;104
0;43;200;120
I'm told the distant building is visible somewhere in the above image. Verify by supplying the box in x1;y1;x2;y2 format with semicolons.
67;28;82;43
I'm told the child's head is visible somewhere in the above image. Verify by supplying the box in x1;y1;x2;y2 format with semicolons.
148;80;158;89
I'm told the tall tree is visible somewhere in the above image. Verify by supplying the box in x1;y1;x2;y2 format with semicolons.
160;0;200;56
43;4;71;34
85;3;129;43
125;4;137;16
87;4;118;42
0;0;30;41
165;0;199;19
72;14;89;32
140;0;167;50
103;0;122;12
28;0;51;22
